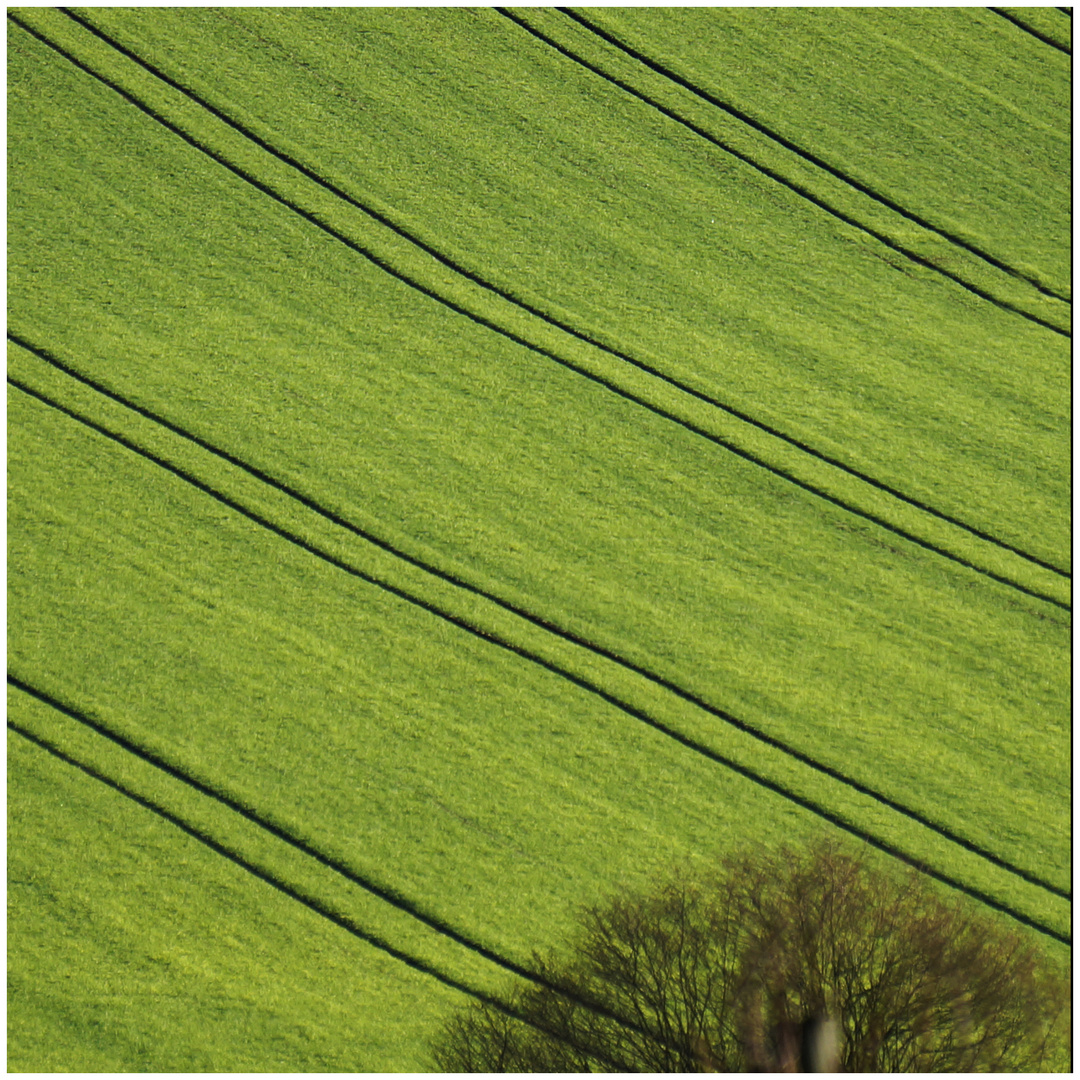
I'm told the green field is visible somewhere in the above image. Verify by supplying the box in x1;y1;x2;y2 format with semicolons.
8;7;1070;1071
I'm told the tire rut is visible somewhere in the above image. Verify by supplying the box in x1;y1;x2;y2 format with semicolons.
990;7;1072;54
10;331;1071;904
56;7;1069;583
6;673;656;1062
561;7;1070;305
6;708;634;1067
12;13;1071;606
8;376;1069;945
497;8;1070;339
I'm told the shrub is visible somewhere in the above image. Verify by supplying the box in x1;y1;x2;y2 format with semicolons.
431;840;1070;1071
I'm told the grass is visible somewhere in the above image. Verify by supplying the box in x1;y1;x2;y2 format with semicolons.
8;700;471;1072
55;4;1071;567
7;6;1071;1072
582;6;1071;297
993;6;1073;53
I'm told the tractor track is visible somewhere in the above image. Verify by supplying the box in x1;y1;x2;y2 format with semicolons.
6;708;636;1068
8;374;1070;944
989;7;1072;54
560;6;1070;305
9;329;1072;905
56;6;1069;583
497;7;1070;339
8;14;1071;611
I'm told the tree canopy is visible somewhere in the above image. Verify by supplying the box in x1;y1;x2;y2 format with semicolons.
431;840;1070;1071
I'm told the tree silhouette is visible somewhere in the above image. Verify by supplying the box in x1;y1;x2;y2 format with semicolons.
431;840;1069;1071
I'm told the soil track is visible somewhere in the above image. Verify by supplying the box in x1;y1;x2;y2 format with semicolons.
561;6;1070;304
990;7;1072;54
10;334;1071;905
8;376;1070;944
48;8;1074;579
15;12;1072;598
498;7;1070;338
7;710;634;1068
9;16;1072;606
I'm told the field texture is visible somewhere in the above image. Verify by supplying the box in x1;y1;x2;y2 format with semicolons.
8;7;1071;1071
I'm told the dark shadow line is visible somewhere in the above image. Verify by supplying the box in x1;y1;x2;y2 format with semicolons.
5;387;1068;948
9;14;1071;610
7;667;540;985
1056;6;1072;17
9;329;1071;904
495;7;1070;340
561;7;1071;305
6;714;635;1069
55;7;1069;583
989;6;1072;53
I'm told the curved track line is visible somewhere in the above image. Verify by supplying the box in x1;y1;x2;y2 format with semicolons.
11;16;1071;608
496;8;1069;340
8;380;1069;945
561;7;1070;305
7;675;659;1053
990;7;1072;54
6;715;632;1067
57;9;1068;584
10;331;1070;904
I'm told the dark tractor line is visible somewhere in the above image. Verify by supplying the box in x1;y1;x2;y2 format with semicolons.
561;6;1070;306
8;380;1070;946
12;14;1072;607
989;7;1072;54
497;8;1070;340
6;711;635;1069
10;331;1071;905
51;7;1073;581
7;671;548;991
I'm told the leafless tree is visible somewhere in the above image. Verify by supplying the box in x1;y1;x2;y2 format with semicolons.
430;840;1069;1072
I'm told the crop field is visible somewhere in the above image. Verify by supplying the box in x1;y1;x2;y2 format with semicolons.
7;6;1071;1071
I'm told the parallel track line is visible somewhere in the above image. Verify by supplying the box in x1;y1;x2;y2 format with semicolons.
10;329;1070;904
10;14;1071;609
6;675;660;1055
57;7;1069;582
561;6;1070;305
497;7;1070;339
6;713;634;1068
8;380;1069;945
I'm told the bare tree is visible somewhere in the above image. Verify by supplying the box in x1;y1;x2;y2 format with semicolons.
430;840;1070;1072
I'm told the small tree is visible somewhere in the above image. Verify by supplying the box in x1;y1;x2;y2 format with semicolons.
431;840;1070;1071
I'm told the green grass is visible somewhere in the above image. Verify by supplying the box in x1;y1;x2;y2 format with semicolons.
585;7;1071;297
8;6;1071;1072
994;6;1073;53
46;4;1071;568
8;701;471;1072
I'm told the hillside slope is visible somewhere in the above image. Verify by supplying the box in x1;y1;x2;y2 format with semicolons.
8;7;1070;1071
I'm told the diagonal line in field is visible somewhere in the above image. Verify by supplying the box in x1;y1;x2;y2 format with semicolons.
8;329;1071;906
5;712;635;1068
560;6;1070;305
989;7;1072;54
8;677;668;1052
7;15;1071;613
7;671;545;987
8;377;1070;945
497;7;1070;340
56;5;1072;582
